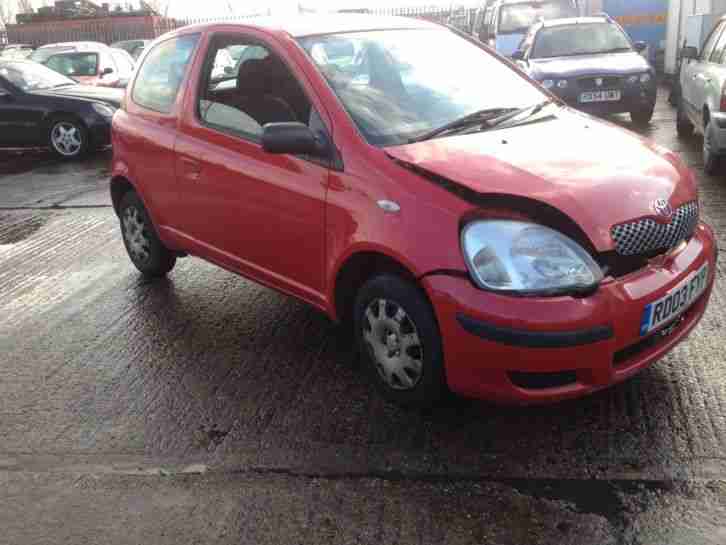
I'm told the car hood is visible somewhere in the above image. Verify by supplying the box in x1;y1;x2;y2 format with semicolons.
386;110;696;252
529;52;651;79
32;84;124;108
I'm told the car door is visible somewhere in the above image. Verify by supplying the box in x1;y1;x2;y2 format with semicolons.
0;75;39;146
684;21;725;125
174;31;330;306
705;27;726;116
122;33;201;227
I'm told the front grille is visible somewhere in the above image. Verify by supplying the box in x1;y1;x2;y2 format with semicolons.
610;201;699;256
578;75;623;91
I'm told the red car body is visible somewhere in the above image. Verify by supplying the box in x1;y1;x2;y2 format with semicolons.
111;16;717;404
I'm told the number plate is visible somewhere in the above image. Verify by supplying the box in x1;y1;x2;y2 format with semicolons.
580;90;621;103
640;263;709;336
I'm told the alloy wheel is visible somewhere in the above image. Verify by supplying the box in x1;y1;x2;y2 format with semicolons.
362;298;424;391
50;121;83;157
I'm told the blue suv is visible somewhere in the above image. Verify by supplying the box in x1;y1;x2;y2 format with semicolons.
513;16;657;125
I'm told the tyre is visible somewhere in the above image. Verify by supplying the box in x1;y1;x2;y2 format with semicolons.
703;119;724;176
48;116;89;159
676;101;694;138
118;191;176;277
630;106;654;127
354;274;448;408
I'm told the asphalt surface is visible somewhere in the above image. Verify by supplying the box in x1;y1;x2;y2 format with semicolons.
2;88;726;544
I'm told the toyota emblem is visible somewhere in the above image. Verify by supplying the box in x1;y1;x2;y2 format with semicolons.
595;78;603;87
652;198;674;220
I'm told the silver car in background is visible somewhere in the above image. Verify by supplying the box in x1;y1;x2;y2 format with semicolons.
678;14;726;175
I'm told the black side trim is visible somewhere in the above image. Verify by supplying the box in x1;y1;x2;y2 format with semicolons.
456;314;613;349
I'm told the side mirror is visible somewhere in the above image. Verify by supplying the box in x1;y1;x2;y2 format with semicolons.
101;67;114;76
262;122;328;157
634;41;647;53
0;88;10;99
511;49;525;60
224;66;235;75
681;46;698;60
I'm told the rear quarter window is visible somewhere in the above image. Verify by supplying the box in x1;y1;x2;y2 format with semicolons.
132;34;200;114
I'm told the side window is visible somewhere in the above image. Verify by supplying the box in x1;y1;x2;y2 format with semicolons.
198;35;313;142
47;53;99;77
132;34;200;114
701;22;725;62
111;50;134;76
711;26;726;63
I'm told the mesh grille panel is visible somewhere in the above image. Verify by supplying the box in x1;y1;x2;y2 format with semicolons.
611;201;699;256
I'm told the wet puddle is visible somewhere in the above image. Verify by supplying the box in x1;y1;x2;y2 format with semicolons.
0;213;49;245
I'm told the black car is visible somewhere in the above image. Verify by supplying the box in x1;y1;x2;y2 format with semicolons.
513;15;657;126
0;60;123;159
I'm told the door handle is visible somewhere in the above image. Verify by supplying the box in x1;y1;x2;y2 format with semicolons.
180;156;201;181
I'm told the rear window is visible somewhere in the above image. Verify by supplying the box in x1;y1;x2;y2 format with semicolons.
132;34;200;114
45;52;99;77
498;2;577;34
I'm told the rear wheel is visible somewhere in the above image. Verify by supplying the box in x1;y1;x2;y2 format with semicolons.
119;191;176;277
48;116;89;159
703;119;724;176
676;101;694;138
354;274;448;408
630;106;654;127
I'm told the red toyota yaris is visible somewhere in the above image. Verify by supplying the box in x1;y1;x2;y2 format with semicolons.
110;15;716;407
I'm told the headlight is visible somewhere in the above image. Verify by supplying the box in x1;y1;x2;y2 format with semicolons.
461;221;603;295
628;73;652;84
556;79;568;89
91;103;116;118
541;79;555;89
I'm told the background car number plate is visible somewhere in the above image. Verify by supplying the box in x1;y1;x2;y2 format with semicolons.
640;263;709;336
580;90;621;103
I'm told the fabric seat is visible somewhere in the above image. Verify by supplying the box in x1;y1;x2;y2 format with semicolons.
230;57;299;127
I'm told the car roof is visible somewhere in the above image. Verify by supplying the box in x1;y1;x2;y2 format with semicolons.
540;16;609;28
38;41;109;50
174;14;440;39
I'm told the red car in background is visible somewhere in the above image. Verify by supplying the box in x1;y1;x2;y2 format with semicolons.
110;16;716;407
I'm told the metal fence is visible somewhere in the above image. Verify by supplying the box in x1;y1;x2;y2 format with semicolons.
0;5;478;48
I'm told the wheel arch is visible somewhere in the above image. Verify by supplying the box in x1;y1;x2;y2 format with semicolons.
110;175;136;216
332;248;424;325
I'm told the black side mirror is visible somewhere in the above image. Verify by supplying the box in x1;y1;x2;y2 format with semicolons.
0;89;10;99
101;67;114;76
681;46;698;60
262;122;328;157
223;66;235;75
634;41;647;53
511;50;525;60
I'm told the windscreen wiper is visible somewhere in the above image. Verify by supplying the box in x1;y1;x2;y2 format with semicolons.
410;107;520;143
485;99;554;128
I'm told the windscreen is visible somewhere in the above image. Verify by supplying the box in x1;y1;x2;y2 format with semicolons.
532;23;632;58
299;29;545;147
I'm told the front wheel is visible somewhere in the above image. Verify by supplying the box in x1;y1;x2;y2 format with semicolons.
354;274;448;408
676;101;694;138
703;120;724;176
48;116;89;159
119;191;176;277
630;106;654;127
